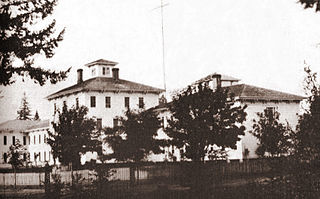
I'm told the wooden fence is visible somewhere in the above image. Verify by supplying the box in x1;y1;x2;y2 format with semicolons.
0;158;274;187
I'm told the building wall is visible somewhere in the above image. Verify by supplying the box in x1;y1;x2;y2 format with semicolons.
239;101;301;159
27;127;55;166
151;101;301;162
0;131;29;165
50;91;159;128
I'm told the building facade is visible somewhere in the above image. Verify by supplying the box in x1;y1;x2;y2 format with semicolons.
151;73;304;161
0;120;37;168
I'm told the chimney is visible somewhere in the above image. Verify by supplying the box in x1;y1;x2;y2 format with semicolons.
77;69;83;84
112;68;119;80
212;73;221;88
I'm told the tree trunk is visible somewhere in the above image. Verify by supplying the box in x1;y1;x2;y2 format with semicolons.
14;167;16;189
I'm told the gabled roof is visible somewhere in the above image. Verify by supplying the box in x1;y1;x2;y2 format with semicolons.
0;120;40;133
194;73;240;84
47;77;165;100
225;84;305;102
85;59;118;67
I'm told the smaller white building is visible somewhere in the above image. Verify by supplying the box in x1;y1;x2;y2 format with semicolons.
0;120;37;168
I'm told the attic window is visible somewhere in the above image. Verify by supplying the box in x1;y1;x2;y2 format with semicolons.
92;68;96;76
106;67;110;75
102;67;106;75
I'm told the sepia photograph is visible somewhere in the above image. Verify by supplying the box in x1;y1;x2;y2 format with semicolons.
1;0;320;198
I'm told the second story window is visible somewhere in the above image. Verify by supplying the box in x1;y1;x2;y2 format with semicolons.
44;135;47;143
54;103;56;114
105;97;111;108
4;136;7;145
139;97;144;108
76;98;79;108
12;136;15;145
23;136;26;145
113;118;119;127
3;153;7;163
102;67;106;75
39;135;41;144
90;96;96;107
34;135;36;144
125;97;130;109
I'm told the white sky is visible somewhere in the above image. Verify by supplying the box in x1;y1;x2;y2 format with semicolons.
1;0;320;123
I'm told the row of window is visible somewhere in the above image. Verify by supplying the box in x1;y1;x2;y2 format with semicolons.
2;136;27;146
54;96;145;113
90;96;144;109
92;67;110;76
2;152;27;163
2;135;46;146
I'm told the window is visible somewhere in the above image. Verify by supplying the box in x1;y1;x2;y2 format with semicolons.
23;153;27;161
34;135;36;144
125;97;130;108
4;136;7;145
3;153;7;163
106;67;110;75
105;97;111;108
44;152;46;161
39;135;41;144
139;97;144;108
76;98;79;108
44;135;46;144
97;118;102;130
102;67;106;75
12;136;15;145
90;96;96;107
39;152;41;162
113;118;119;127
23;136;26;145
92;68;96;76
265;107;276;116
54;103;56;114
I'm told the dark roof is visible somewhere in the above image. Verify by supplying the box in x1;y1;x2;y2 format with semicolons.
47;77;164;100
225;84;305;102
26;120;50;130
85;59;118;67
0;120;40;133
194;73;240;85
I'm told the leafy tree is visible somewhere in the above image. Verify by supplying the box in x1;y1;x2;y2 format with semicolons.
295;66;320;161
104;108;163;162
17;92;32;120
34;110;40;120
251;108;295;158
7;139;28;188
166;83;247;162
47;104;102;168
299;0;320;12
0;0;70;86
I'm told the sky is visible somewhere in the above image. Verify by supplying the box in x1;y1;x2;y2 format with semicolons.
1;0;320;123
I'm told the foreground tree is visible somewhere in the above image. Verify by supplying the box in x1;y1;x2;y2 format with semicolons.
104;108;163;162
295;67;320;161
166;83;247;162
7;139;28;188
299;0;320;12
0;0;70;86
17;92;32;120
251;108;295;158
166;83;247;196
47;104;102;168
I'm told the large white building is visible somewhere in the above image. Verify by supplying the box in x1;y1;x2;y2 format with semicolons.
151;73;304;161
29;59;164;164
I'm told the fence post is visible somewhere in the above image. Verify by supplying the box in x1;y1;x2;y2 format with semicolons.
129;164;135;187
44;163;50;196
